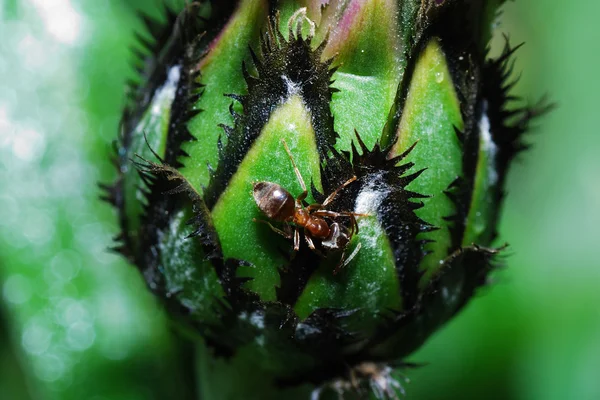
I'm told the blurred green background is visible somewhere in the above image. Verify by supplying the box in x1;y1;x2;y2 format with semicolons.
0;0;598;399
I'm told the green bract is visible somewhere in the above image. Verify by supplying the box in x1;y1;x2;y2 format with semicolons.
104;0;548;398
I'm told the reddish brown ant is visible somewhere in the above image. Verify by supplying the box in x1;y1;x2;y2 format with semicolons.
253;139;366;273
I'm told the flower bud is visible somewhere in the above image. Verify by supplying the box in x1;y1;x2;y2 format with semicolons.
104;1;549;397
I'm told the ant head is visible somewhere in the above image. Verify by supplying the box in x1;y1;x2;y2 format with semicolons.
321;222;350;251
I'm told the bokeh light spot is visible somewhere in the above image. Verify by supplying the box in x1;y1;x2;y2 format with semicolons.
66;321;96;351
28;0;83;45
22;318;53;355
3;274;33;305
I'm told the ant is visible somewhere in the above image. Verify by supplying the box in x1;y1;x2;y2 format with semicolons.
253;139;366;274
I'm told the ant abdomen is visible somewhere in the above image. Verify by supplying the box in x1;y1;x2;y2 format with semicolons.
253;181;295;221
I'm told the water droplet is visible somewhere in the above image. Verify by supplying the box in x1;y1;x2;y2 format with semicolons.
435;71;444;83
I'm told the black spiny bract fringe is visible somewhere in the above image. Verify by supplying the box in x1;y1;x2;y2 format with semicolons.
483;37;554;241
121;5;179;137
276;250;322;306
99;4;177;260
133;5;209;289
454;244;503;309
202;15;338;209
276;308;363;387
131;157;270;364
484;38;554;188
320;131;433;311
104;3;242;282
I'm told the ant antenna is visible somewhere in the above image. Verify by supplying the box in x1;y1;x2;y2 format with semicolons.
281;139;307;193
333;242;362;275
322;176;357;207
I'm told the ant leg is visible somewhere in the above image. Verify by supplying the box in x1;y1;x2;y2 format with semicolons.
304;234;325;257
253;218;293;239
311;210;370;219
310;210;367;235
348;213;358;235
310;211;362;236
333;242;362;275
312;210;345;219
321;176;358;207
305;177;359;212
305;203;322;212
305;235;316;251
281;139;308;201
293;228;300;252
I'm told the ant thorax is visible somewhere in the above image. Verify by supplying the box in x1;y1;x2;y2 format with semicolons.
295;210;330;239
